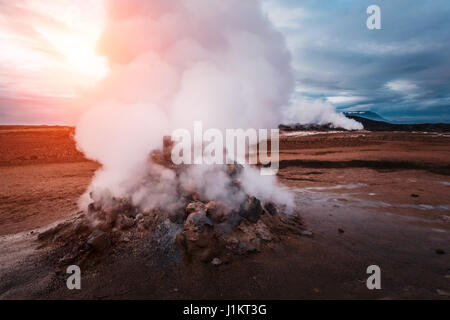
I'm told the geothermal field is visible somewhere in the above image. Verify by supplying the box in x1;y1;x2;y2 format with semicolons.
0;126;449;299
0;0;449;307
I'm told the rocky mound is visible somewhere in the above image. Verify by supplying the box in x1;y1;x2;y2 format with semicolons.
37;152;304;267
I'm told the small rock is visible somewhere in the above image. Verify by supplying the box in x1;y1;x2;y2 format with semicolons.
142;210;152;217
135;213;144;222
255;221;273;241
435;249;445;255
211;257;222;266
411;194;419;198
121;235;131;243
226;237;239;249
237;241;259;254
338;228;345;234
300;230;313;237
185;210;213;231
263;202;278;216
125;208;140;218
186;201;205;215
436;289;450;296
59;253;75;264
117;214;135;230
87;231;110;252
205;201;226;223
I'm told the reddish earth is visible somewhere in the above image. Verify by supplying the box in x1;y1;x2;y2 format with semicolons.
0;126;449;299
0;126;99;235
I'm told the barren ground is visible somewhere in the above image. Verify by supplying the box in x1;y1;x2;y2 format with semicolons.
0;126;449;299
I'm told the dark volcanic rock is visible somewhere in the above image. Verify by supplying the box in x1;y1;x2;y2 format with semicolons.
177;210;219;264
185;209;213;232
240;196;263;223
87;231;110;252
263;202;278;216
37;153;305;268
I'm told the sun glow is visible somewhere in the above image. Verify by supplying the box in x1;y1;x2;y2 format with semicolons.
0;0;110;102
35;26;109;79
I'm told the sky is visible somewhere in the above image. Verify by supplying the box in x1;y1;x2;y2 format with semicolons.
264;0;450;123
0;0;449;124
0;0;107;124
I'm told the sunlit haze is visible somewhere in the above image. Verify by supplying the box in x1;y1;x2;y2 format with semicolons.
0;0;108;123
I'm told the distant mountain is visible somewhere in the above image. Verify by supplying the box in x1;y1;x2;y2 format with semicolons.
345;116;450;132
279;114;450;132
343;111;388;122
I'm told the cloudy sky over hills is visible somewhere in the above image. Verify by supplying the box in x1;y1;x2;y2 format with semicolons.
264;0;450;123
0;0;449;124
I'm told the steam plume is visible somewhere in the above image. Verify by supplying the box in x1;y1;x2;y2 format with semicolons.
75;0;295;210
284;97;364;130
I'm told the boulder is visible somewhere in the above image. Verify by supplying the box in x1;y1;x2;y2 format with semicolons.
176;202;223;263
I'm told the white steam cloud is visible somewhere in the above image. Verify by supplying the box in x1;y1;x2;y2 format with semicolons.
75;0;295;211
284;97;364;130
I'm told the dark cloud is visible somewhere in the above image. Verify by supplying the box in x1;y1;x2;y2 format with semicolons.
267;0;450;123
